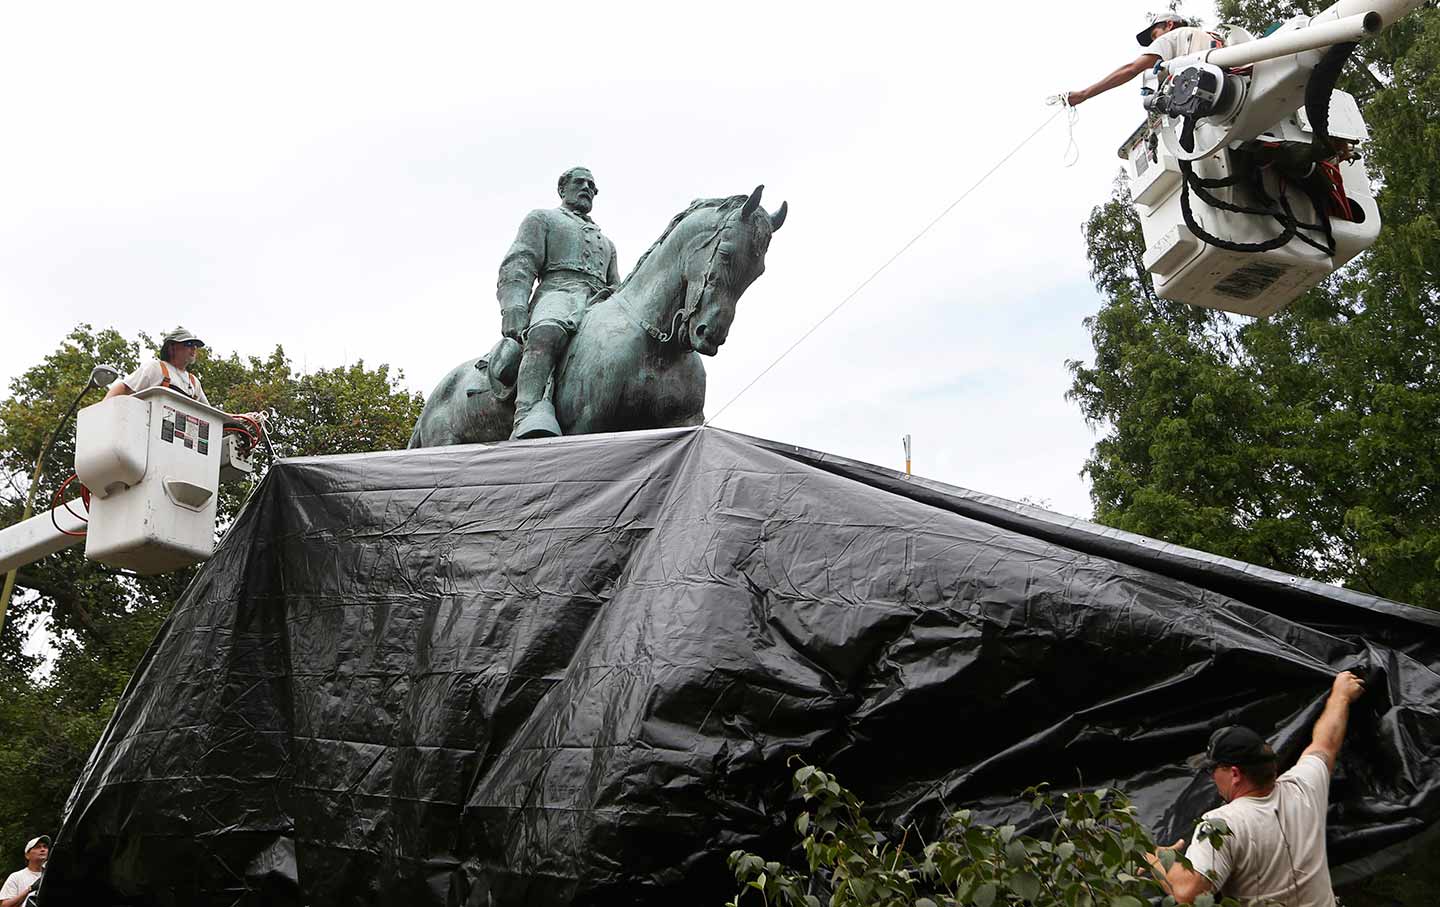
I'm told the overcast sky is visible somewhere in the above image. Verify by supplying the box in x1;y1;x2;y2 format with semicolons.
0;2;1219;519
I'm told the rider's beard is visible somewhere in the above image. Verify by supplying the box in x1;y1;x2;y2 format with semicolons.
566;194;593;215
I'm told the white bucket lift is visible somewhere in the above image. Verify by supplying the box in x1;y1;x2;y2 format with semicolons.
72;387;251;574
0;379;261;640
1125;0;1421;316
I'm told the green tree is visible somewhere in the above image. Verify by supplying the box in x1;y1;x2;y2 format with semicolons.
0;324;424;855
1067;5;1440;902
1067;3;1440;609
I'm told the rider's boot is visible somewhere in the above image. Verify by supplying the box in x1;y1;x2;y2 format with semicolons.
510;326;564;440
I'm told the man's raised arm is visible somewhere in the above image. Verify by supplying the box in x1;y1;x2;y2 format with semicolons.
1303;670;1366;770
1068;54;1161;106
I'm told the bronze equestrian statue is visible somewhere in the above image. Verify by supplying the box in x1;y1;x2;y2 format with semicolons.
409;181;786;448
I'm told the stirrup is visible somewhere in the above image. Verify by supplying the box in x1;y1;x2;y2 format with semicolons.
510;399;561;440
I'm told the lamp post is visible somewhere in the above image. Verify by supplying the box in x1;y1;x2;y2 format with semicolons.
0;365;120;639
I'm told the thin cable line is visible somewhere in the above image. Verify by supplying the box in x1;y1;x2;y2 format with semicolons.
705;107;1066;426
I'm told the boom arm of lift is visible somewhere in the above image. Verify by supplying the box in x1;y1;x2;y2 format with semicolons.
0;505;89;575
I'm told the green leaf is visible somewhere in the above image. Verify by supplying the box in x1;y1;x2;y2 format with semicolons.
1005;840;1028;865
972;881;998;907
1109;897;1143;907
916;899;939;907
796;812;809;835
1010;871;1042;901
999;825;1016;843
1056;842;1076;861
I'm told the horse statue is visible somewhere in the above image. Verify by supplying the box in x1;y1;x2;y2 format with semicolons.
409;185;786;447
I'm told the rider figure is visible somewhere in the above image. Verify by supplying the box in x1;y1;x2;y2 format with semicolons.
497;166;621;439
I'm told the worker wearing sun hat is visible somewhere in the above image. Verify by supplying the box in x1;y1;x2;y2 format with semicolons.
106;326;211;405
0;835;48;907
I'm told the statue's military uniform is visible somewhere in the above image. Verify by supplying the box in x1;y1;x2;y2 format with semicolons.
497;207;620;335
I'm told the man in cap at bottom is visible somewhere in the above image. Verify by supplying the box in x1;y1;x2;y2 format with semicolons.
1145;670;1366;906
0;835;48;907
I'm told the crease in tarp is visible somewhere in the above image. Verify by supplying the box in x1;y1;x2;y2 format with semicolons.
41;426;1440;906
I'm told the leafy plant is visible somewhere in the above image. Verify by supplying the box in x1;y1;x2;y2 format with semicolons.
727;764;1248;907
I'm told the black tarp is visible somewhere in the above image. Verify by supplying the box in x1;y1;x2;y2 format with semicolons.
42;427;1440;905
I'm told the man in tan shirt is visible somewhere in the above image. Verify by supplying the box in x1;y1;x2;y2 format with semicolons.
1067;13;1223;106
1146;670;1366;906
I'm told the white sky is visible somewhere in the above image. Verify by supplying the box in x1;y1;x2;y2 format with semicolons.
0;2;1218;520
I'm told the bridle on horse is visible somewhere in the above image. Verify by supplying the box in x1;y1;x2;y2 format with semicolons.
616;209;738;347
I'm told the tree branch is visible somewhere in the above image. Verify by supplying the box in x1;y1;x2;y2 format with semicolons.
15;570;111;647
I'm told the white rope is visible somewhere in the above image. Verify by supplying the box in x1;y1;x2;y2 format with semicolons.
1047;93;1082;167
704;106;1066;427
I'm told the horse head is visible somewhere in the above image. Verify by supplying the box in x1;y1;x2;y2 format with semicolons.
679;185;787;356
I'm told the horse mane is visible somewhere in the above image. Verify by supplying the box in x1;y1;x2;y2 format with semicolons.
612;195;747;297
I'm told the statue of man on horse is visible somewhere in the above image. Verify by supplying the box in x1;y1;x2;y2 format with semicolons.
494;166;621;439
408;180;786;450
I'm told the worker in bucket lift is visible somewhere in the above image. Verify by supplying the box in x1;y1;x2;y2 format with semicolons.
106;326;212;405
1066;13;1225;106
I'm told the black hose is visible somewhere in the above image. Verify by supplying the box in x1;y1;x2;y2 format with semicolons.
1174;116;1337;256
1305;41;1359;162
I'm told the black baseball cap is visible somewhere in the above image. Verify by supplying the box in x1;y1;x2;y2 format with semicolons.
1188;726;1276;771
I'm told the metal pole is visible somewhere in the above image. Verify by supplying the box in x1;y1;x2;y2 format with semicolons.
1174;12;1381;71
903;434;912;477
1164;0;1425;73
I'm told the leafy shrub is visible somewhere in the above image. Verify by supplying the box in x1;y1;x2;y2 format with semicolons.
726;763;1250;907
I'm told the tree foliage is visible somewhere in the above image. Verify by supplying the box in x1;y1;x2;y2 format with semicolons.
1067;3;1440;609
727;764;1246;907
0;324;423;855
1069;5;1440;902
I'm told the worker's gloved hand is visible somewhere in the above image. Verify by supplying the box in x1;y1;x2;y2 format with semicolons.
501;306;528;342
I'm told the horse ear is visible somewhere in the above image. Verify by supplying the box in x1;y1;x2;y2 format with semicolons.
741;185;764;220
770;201;788;232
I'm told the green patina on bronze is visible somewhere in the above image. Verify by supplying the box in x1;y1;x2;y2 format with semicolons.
409;174;786;448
